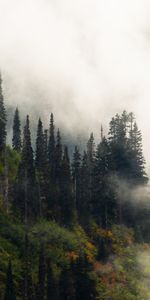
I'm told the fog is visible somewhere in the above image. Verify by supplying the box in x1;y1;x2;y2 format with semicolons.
0;0;150;168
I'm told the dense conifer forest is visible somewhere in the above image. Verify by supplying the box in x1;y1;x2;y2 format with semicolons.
0;75;150;299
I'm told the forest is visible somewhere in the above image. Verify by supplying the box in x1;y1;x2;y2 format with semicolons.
0;74;150;300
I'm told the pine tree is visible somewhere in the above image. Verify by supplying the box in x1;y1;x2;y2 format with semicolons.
128;122;147;183
72;146;81;217
48;113;55;179
43;129;48;161
16;115;36;222
35;121;49;217
80;151;91;226
108;113;129;175
21;115;35;179
81;133;95;223
93;137;116;227
60;146;75;225
55;129;62;180
12;107;21;151
0;74;7;151
4;261;16;300
35;118;45;172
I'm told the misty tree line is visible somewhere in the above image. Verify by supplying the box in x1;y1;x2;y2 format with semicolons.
0;75;149;300
0;74;148;228
0;75;148;229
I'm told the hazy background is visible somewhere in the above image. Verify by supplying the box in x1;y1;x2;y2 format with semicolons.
0;0;150;168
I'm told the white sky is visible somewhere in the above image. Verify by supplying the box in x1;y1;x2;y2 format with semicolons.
0;0;150;168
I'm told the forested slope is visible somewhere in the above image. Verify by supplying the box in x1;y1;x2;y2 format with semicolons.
0;75;149;299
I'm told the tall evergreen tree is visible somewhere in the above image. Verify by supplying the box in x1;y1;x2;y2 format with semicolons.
16;115;36;222
128;121;147;183
21;115;35;179
0;74;6;151
48;113;55;179
43;129;48;161
85;133;95;220
35;118;45;172
12;107;21;151
79;151;91;226
60;146;75;224
4;261;16;300
55;129;62;180
72;146;81;217
93;137;116;227
35;121;50;217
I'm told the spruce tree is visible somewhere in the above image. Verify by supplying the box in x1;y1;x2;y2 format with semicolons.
85;133;95;221
80;151;91;226
35;118;45;172
21;115;35;179
12;107;21;151
43;129;48;161
93;137;116;227
16;115;36;221
48;113;55;179
0;74;7;151
4;261;16;300
72;146;81;217
128;121;147;183
60;146;75;225
55;129;62;180
35;121;49;217
108;113;129;175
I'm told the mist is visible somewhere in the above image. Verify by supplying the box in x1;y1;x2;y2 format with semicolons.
0;0;150;167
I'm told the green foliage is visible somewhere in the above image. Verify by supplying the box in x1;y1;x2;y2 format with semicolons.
0;101;149;299
12;108;21;152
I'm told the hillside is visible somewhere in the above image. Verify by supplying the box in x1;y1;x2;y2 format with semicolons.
0;76;149;299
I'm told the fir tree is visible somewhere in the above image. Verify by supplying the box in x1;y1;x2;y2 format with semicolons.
55;129;62;180
16;115;36;222
128;122;147;183
35;118;45;172
108;113;129;175
60;146;75;224
93;137;116;227
43;129;48;161
48;113;55;179
12;107;21;151
35;121;50;217
80;151;91;226
0;74;7;151
72;146;81;216
4;261;16;300
21;115;35;179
